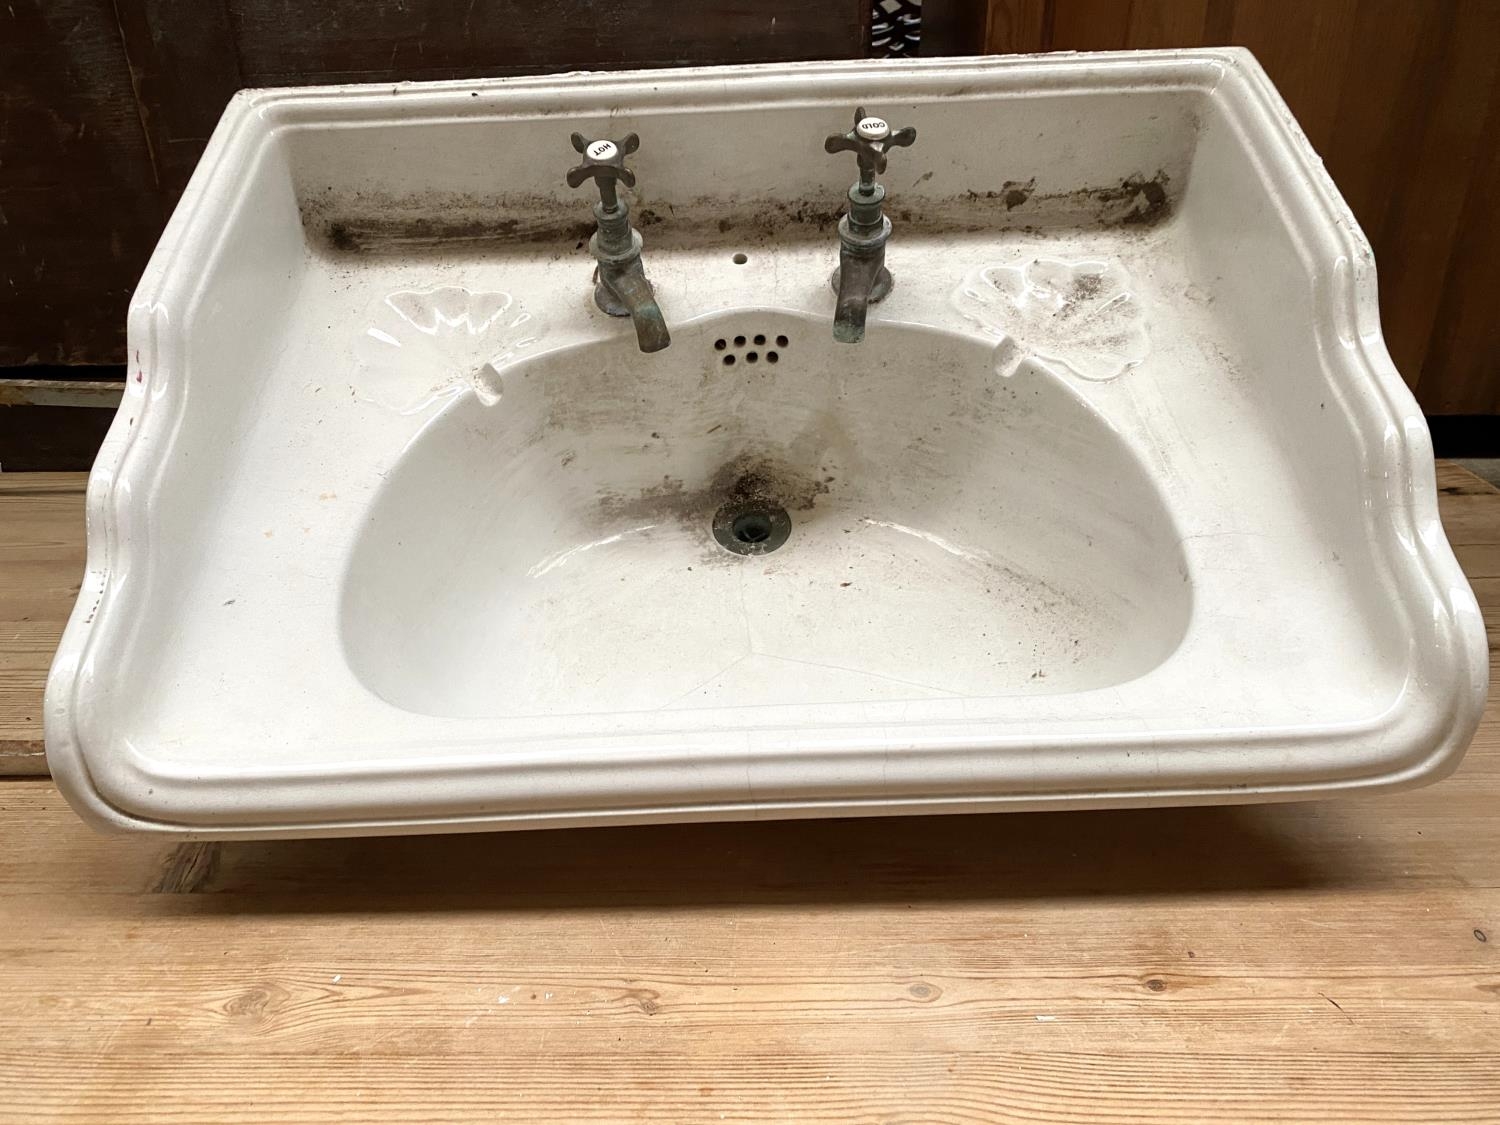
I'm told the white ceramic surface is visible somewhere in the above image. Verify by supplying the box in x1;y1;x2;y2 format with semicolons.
45;51;1488;837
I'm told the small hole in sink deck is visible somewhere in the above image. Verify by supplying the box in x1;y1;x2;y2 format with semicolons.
733;335;746;347
766;351;779;364
776;334;789;348
714;338;727;351
732;252;748;265
753;334;766;346
746;351;759;363
723;354;736;366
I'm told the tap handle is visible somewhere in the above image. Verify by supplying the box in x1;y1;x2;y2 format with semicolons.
567;132;640;212
824;107;917;185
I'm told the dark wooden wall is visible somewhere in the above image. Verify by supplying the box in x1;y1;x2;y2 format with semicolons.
2;2;166;367
984;0;1500;415
0;0;868;369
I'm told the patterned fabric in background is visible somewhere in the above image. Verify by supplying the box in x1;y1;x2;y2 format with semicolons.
871;0;921;57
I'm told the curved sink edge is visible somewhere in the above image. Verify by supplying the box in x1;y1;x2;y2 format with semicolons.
57;666;1482;836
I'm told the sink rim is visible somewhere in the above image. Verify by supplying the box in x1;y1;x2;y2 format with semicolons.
44;51;1488;836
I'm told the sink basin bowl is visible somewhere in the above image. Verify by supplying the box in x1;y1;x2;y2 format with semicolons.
46;51;1487;837
342;313;1190;717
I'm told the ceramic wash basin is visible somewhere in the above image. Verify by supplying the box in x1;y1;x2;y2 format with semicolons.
46;51;1487;837
344;314;1189;717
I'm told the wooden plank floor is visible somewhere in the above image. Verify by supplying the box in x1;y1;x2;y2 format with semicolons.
0;474;84;774
0;465;1497;1122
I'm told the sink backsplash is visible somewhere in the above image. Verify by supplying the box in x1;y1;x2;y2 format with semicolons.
285;63;1204;254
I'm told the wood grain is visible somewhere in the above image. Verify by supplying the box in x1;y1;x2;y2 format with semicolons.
112;0;245;203
0;474;86;774
1125;0;1210;49
924;0;994;57
0;0;163;366
0;462;1495;1121
1047;0;1133;50
982;0;1049;53
1359;0;1500;405
225;0;868;84
1422;57;1500;415
1212;0;1361;152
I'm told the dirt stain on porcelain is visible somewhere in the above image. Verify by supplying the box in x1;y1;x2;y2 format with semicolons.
599;454;831;524
595;453;834;565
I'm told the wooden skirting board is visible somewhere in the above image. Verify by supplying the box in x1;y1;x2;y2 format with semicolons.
0;465;1496;1121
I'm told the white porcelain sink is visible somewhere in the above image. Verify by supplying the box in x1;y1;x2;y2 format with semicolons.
46;51;1488;837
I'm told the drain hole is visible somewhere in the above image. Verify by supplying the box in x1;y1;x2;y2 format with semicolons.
733;252;748;265
716;331;785;368
733;513;772;543
713;502;792;556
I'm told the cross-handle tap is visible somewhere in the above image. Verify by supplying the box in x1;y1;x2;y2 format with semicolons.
566;132;640;213
565;131;669;353
823;109;917;344
824;108;917;193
